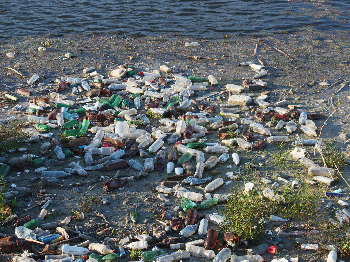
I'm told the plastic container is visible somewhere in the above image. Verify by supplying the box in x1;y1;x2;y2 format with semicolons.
28;115;49;124
299;111;307;125
198;218;208;237
41;171;70;179
179;224;197;237
300;244;319;250
213;247;231;262
88;243;113;255
125;240;148;250
175;190;203;202
177;152;192;166
196;151;205;163
167;162;175;174
144;158;154;171
61;244;90;255
141;248;165;262
186;244;215;259
205;178;223;193
155;250;190;262
327;250;337;262
15;226;36;240
54;146;65;160
84;152;94;165
149;138;164;153
204;156;219;169
176;120;187;134
204;145;228;154
219;153;230;163
198;198;218;209
232;153;240;165
128;159;144;171
194;162;205;178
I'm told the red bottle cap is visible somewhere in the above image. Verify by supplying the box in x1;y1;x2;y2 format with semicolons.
268;245;278;254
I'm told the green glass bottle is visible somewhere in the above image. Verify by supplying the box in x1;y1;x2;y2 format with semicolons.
79;119;90;135
61;119;79;129
34;124;51;132
68;108;86;115
141;249;165;262
90;253;104;262
32;158;45;167
23;219;38;230
130;208;138;223
26;108;37;114
197;198;218;210
55;103;74;108
177;152;192;166
102;253;119;261
188;76;207;82
98;98;109;106
63;129;80;137
186;142;206;149
181;198;196;212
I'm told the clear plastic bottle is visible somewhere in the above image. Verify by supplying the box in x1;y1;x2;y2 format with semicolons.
232;153;240;166
198;218;208;237
179;224;198;237
175;190;203;202
41;171;70;179
213;247;231;262
299;111;307;125
205;178;224;192
88;243;113;255
167;162;174;174
204;156;219;169
109;149;125;160
144;158;154;171
100;147;115;156
28;115;49;124
185;244;215;259
54;146;65;160
70;162;87;176
38;209;47;221
218;153;230;163
128;159;144;171
194;162;204;178
125;240;148;250
148;138;164;153
81;81;91;91
196;151;205;163
134;97;141;109
176;144;197;156
84;152;94;165
61;244;90;255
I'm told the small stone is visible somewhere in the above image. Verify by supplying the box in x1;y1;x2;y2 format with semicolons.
6;52;15;58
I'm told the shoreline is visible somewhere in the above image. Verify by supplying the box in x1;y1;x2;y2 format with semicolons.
0;28;350;261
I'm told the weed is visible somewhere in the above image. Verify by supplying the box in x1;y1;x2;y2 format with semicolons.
222;190;272;241
77;196;101;213
130;249;142;260
340;237;350;258
0;121;28;152
278;184;324;220
270;143;291;170
321;140;346;171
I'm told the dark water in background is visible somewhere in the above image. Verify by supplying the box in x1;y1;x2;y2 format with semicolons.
0;0;349;39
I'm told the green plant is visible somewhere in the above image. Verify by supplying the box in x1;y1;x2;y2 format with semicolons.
340;237;350;258
130;249;142;260
270;143;291;170
222;191;271;241
77;196;100;213
279;184;323;220
322;140;346;171
0;121;28;152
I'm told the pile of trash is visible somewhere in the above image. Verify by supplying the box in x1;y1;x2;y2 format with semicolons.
0;60;344;262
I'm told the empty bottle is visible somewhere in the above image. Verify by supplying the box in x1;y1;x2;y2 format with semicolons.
128;159;144;171
196;151;205;163
62;244;90;255
125;240;148;250
88;243;113;255
299;111;307;125
178;152;192;166
167;162;175;174
84;152;94;165
194;162;204;178
213;248;231;262
144;158;154;171
27;115;49;124
179;224;197;237
204;156;219;169
197;198;218;209
186;244;215;259
219;153;230;163
41;171;70;179
205;178;224;192
141;248;165;262
232;153;240;165
198;218;208;237
149;138;164;153
181;198;196;212
54;146;65;160
185;208;197;225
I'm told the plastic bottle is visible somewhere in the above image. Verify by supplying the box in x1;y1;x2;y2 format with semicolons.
204;156;219;169
167;162;175;174
185;208;197;225
54;146;65;160
70;162;87;176
134;97;141;109
84;152;94;165
327;250;337;262
299;111;307;125
28;115;49;124
100;147;115;155
155;250;190;262
144;158;154;171
15;226;36;240
177;152;192;166
38;209;47;221
61;244;90;255
125;240;148;250
196;151;205;163
198;218;208;237
179;224;197;237
194;162;204;178
210;249;230;262
128;159;144;171
300;244;319;250
176;144;197;155
219;153;230;163
8;155;32;166
175;191;203;202
204;145;228;154
41;171;70;179
141;248;165;262
148;138;164;153
185;244;215;259
232;153;240;165
181;198;196;212
198;198;218;209
88;243;113;255
176;120;186;134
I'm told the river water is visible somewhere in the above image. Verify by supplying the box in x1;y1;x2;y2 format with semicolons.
0;0;349;39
